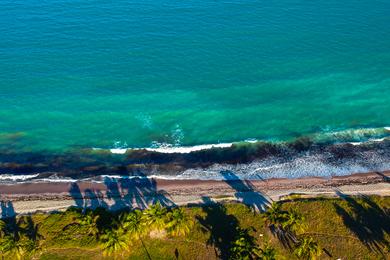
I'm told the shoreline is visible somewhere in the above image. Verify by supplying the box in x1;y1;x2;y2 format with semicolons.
1;171;389;216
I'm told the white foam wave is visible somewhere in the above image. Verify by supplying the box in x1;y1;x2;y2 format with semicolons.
110;148;128;154
349;138;387;146
2;174;194;184
94;142;235;154
349;142;363;146
30;178;79;183
0;174;39;182
141;142;233;153
106;136;389;154
97;174;185;181
96;126;390;155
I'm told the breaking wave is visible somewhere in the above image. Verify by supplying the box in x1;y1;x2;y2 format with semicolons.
94;126;390;154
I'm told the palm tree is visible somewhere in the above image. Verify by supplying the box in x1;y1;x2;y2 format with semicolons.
143;203;168;231
230;237;259;260
120;209;151;260
121;210;146;237
100;228;128;256
263;203;307;248
166;208;192;237
0;220;6;238
79;210;100;237
259;243;276;260
263;202;285;228
293;237;322;260
5;233;39;259
0;235;18;259
0;234;30;260
282;209;306;234
263;203;306;234
229;227;260;260
263;202;288;241
0;217;40;259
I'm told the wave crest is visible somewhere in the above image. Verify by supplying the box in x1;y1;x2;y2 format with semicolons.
94;126;390;154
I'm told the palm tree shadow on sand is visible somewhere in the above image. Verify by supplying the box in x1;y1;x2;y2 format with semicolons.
68;173;175;212
0;201;16;219
334;190;390;255
220;170;270;212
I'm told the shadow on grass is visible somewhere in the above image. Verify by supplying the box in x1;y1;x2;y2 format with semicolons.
334;191;390;254
17;215;42;242
196;196;240;259
0;201;41;257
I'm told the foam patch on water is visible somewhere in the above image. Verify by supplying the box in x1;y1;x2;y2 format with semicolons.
135;113;153;129
314;126;390;143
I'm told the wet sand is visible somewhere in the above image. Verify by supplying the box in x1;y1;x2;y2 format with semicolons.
0;171;389;215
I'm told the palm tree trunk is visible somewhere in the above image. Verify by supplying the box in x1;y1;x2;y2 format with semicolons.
139;235;152;260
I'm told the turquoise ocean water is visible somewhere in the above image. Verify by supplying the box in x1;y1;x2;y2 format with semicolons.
1;0;390;153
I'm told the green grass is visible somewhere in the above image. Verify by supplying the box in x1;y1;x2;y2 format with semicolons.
280;196;390;259
2;196;390;259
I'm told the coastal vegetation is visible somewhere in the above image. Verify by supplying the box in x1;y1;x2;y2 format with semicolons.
0;195;389;259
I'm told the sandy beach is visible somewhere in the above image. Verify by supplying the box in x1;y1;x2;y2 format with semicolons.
0;171;389;216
